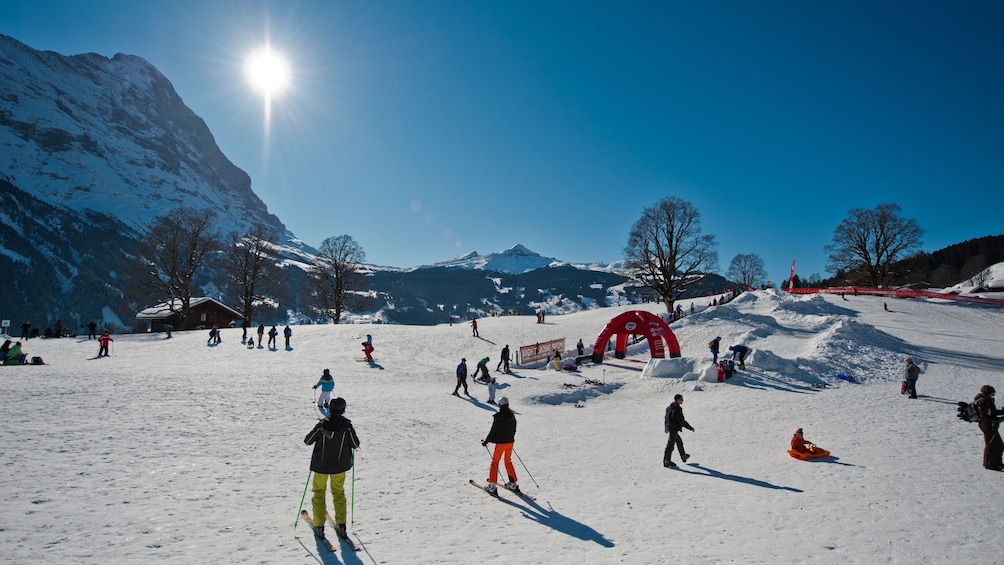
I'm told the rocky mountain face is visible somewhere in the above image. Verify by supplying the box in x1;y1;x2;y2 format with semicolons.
0;35;300;328
0;35;730;331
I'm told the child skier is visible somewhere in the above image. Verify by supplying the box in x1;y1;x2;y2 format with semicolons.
97;331;114;357
487;377;499;405
313;369;335;410
362;341;374;362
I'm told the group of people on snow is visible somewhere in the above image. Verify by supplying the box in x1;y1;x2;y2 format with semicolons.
0;339;28;365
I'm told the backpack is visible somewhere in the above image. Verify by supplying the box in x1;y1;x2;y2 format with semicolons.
30;356;44;365
957;401;981;423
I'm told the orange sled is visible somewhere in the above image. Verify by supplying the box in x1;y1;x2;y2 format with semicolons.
787;448;831;460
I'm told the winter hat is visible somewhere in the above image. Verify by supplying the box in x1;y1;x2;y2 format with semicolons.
329;397;346;415
981;385;996;396
795;428;803;436
498;396;509;406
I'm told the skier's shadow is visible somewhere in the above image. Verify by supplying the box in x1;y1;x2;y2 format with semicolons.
294;534;343;564
465;396;497;412
680;463;804;492
508;498;614;547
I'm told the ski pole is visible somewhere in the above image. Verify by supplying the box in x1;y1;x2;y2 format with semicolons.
350;452;356;527
512;448;539;488
295;470;312;531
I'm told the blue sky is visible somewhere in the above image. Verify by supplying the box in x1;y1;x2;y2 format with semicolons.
3;1;1002;286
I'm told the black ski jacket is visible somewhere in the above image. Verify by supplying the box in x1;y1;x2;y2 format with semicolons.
665;402;693;433
304;415;360;475
486;407;517;444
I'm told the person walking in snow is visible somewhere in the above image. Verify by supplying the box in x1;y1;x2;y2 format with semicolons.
576;338;584;356
903;356;920;399
663;394;694;468
313;369;335;411
97;331;113;357
87;319;98;340
207;325;219;345
241;318;250;342
256;323;265;347
304;397;360;542
481;396;519;496
708;337;721;365
267;325;278;349
20;320;30;340
974;385;1004;470
453;358;469;396
471;318;479;337
496;345;510;373
729;344;750;369
284;325;292;349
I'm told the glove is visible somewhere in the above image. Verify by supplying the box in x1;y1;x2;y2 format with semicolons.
312;385;317;389
481;439;488;447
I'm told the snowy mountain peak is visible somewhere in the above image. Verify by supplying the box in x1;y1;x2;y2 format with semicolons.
425;244;556;274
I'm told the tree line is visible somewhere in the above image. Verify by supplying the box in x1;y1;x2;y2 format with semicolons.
128;207;367;330
622;198;939;312
134;198;972;326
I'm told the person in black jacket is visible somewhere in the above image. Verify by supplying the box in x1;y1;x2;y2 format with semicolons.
664;394;695;468
974;386;1004;470
482;397;518;495
304;397;360;540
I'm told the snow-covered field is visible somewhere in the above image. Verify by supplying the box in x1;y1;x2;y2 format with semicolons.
3;289;1004;564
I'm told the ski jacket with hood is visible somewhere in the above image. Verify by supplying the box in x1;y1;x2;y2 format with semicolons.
304;415;360;475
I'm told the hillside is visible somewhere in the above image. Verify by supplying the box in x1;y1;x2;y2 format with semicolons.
3;290;1003;563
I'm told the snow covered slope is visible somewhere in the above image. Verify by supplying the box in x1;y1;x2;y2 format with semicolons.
3;289;1003;563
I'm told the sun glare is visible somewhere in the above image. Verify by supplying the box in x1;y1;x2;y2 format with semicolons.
246;49;289;96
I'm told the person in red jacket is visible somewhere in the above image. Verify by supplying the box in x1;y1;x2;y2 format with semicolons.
790;428;824;454
361;341;374;362
97;331;114;357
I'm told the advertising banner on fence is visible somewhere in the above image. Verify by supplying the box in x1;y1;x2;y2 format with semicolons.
518;338;566;365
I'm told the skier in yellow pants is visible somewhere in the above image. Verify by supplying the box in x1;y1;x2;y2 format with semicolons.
304;397;360;541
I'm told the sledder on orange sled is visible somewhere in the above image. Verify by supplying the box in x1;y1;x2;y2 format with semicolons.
787;428;831;460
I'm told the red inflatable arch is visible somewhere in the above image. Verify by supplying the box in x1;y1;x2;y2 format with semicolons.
591;310;682;362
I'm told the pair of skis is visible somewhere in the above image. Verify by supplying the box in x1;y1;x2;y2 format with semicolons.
469;479;536;501
299;510;361;552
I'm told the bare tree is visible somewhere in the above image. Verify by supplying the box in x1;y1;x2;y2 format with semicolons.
224;224;281;322
308;235;367;323
726;253;767;289
133;207;220;329
825;203;924;287
624;197;718;312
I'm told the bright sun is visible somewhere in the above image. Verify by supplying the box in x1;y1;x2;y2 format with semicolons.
246;49;289;96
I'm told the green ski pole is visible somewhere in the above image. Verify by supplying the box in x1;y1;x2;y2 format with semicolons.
295;470;311;530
